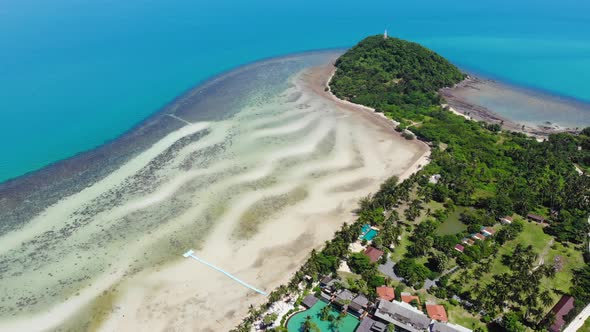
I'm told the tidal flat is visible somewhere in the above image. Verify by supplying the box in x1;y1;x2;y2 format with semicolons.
0;52;429;331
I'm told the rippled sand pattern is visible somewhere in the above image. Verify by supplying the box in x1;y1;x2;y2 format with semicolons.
0;54;427;331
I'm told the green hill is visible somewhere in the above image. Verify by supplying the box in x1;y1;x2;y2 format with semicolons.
330;35;465;109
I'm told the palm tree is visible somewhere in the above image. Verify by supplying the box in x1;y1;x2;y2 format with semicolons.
320;305;331;321
540;290;553;308
331;313;344;330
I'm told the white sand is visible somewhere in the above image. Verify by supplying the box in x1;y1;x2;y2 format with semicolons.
0;64;429;332
94;66;429;332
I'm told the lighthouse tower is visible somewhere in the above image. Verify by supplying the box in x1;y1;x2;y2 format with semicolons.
384;29;388;39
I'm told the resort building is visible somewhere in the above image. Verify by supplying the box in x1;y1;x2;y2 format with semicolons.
527;213;546;223
320;275;336;288
376;286;395;301
334;289;355;308
400;292;421;306
547;295;575;332
349;294;370;317
431;321;473;332
500;216;513;224
481;227;495;236
454;244;465;253
364;246;384;263
357;316;388;332
302;294;319;309
373;299;473;332
374;299;432;332
461;238;475;246
471;233;486;241
426;303;448;322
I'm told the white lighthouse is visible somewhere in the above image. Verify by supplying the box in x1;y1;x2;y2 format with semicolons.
384;29;388;39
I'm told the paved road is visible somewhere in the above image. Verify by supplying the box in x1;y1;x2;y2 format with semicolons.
564;304;590;332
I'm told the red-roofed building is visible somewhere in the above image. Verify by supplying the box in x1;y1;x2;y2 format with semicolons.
547;295;575;332
400;293;420;306
454;244;465;253
472;233;486;241
500;216;513;224
376;286;395;301
426;304;448;322
364;246;384;263
481;227;496;236
461;238;475;246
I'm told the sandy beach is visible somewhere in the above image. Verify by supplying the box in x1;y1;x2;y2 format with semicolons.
0;56;429;332
92;65;428;332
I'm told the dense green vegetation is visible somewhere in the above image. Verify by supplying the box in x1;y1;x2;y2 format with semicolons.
331;36;465;110
232;36;590;332
331;35;590;330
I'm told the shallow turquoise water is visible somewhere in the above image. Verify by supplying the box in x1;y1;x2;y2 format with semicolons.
1;0;589;182
287;301;359;332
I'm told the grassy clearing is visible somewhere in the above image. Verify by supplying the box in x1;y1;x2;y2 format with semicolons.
445;301;485;330
390;234;411;262
544;240;585;297
436;206;469;235
450;220;585;320
579;318;590;332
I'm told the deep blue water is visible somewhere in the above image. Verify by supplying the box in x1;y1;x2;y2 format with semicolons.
1;0;589;182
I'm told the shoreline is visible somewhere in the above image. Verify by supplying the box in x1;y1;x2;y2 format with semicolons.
92;64;431;332
322;67;432;180
441;76;589;139
0;59;431;332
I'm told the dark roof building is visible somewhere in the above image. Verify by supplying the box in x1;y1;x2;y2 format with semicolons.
364;246;384;263
302;295;319;309
357;317;388;332
334;289;355;307
527;213;546;223
374;299;431;332
349;294;370;316
320;275;335;287
547;295;575;332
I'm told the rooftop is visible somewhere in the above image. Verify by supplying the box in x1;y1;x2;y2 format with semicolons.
335;289;355;304
302;295;318;309
432;321;473;332
374;300;431;332
376;286;395;301
426;304;448;322
527;213;546;222
357;316;387;332
400;293;421;305
364;246;384;263
548;295;575;332
481;227;495;235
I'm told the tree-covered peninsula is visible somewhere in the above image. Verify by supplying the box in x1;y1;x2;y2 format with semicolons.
233;36;590;332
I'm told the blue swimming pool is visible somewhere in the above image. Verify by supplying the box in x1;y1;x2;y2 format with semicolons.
363;229;378;241
360;224;378;241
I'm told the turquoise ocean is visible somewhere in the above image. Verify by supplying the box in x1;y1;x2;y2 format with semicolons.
1;0;590;182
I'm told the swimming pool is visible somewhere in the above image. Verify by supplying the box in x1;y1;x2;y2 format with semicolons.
360;224;378;241
286;301;359;332
363;229;378;241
